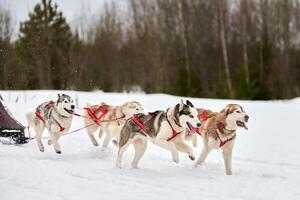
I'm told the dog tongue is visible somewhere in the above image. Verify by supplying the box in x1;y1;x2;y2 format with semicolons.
240;122;248;130
237;121;248;130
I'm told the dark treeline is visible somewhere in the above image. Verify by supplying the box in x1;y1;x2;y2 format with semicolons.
1;0;300;100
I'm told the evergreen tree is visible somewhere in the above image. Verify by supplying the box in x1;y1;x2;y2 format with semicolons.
16;0;72;89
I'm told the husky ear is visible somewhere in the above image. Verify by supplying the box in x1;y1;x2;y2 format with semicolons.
174;103;180;121
224;104;231;116
186;100;194;107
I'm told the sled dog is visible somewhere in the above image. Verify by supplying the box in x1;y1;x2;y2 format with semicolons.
195;104;249;175
26;94;75;154
83;101;143;147
116;100;201;168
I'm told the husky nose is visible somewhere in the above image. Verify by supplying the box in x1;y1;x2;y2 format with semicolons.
71;105;75;109
196;123;201;127
245;115;249;122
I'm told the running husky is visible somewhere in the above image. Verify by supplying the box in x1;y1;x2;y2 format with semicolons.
83;101;143;147
116;100;201;168
195;104;249;175
26;94;75;154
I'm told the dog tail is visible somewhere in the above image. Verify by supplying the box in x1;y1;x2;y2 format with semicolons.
118;125;131;148
26;112;35;127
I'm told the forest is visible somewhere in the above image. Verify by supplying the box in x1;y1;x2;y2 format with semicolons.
1;0;300;100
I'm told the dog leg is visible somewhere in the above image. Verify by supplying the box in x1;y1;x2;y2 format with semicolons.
87;127;98;146
101;125;112;148
192;135;198;148
132;138;148;168
49;132;61;154
155;123;179;163
195;146;211;167
34;124;45;152
174;142;195;160
99;127;104;139
223;147;233;175
116;141;131;168
155;138;179;163
102;132;113;148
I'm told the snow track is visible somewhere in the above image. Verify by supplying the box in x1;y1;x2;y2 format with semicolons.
0;91;299;200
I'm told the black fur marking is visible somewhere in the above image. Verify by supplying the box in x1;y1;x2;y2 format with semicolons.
174;104;180;122
179;104;191;116
186;100;194;107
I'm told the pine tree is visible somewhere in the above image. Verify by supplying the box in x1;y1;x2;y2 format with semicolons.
16;0;72;89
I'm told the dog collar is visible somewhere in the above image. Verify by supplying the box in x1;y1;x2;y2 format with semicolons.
217;122;235;135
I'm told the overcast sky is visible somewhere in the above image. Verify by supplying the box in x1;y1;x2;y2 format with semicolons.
0;0;127;39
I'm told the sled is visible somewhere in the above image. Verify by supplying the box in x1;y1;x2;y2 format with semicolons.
0;94;29;144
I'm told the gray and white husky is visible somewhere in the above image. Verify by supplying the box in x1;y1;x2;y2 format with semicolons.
26;94;75;154
115;100;201;168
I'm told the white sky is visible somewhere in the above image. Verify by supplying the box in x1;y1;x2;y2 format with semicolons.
0;0;128;40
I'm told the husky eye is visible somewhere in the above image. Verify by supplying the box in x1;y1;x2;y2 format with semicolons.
136;108;139;111
236;111;241;113
64;100;68;103
189;115;194;118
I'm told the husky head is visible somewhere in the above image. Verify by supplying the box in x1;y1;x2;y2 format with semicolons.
173;100;201;131
223;104;249;130
56;94;76;117
121;101;143;117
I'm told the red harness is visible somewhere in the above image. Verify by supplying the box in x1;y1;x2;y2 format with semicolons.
84;103;108;125
131;114;152;133
199;109;209;121
131;114;179;141
35;102;65;132
216;122;235;148
196;109;235;148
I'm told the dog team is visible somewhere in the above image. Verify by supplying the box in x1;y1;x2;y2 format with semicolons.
26;94;249;175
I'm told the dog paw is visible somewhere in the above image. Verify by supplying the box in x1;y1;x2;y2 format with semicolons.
194;162;202;168
93;142;99;147
116;163;122;169
39;148;45;152
55;150;62;154
226;171;232;175
189;155;195;161
173;158;179;163
131;164;139;169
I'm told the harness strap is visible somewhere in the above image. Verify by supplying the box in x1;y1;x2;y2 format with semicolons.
35;111;45;124
216;129;235;148
166;128;179;141
131;116;147;134
166;118;180;141
199;110;209;121
131;114;153;136
35;110;65;132
84;104;108;125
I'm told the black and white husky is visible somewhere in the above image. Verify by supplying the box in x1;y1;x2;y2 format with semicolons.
115;100;201;168
26;94;75;154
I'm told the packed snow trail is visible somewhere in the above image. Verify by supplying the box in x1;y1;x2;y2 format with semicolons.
0;91;299;200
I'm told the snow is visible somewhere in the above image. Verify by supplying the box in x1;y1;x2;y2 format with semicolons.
0;90;300;200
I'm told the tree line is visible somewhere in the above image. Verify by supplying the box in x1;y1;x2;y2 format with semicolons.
1;0;300;100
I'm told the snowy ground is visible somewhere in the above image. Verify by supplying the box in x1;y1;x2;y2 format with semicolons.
0;90;300;200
